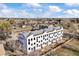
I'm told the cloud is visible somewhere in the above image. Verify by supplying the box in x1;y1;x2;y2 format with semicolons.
0;8;35;18
33;8;42;12
49;6;62;12
26;3;41;8
65;3;79;6
64;9;79;15
0;4;8;9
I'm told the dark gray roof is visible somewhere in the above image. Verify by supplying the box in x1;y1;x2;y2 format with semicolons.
19;26;63;38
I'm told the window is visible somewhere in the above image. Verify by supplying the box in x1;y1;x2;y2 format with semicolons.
41;36;42;38
47;34;48;36
31;43;33;46
45;43;47;45
28;42;30;45
34;47;35;51
47;38;48;40
28;48;30;50
37;37;38;42
37;44;38;47
34;42;35;45
43;35;44;37
45;35;46;37
41;40;42;42
28;39;30;41
39;36;40;38
34;37;35;40
31;48;33;50
39;45;40;47
31;38;33;41
49;40;50;42
39;41;40;43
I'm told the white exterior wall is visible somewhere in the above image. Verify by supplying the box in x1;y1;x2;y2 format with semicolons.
26;27;63;54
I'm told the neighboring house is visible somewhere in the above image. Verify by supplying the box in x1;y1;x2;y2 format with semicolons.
17;26;63;54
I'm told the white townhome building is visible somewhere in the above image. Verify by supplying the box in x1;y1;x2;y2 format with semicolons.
18;26;63;54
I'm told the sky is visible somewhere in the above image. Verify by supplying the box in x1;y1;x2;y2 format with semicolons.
0;3;79;18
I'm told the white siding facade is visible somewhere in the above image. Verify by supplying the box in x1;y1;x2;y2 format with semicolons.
25;26;63;54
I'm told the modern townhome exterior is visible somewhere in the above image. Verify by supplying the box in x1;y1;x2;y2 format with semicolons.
18;26;63;54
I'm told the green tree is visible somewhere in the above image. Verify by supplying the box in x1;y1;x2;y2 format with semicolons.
9;20;15;25
0;21;12;34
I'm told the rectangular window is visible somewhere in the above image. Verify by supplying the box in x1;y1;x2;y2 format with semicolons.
31;43;33;46
28;48;30;50
47;34;48;36
34;47;35;51
43;35;44;37
28;42;30;45
37;44;38;47
28;39;30;41
39;36;40;38
34;37;35;40
31;48;33;50
41;40;42;42
34;42;35;45
45;35;46;37
39;45;40;47
37;37;38;42
31;38;33;41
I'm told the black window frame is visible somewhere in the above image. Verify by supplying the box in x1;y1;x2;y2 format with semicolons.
28;39;30;41
34;42;35;45
31;43;33;46
37;37;38;42
28;41;30;45
37;44;38;47
34;37;35;40
28;47;30;50
41;40;42;42
31;38;33;41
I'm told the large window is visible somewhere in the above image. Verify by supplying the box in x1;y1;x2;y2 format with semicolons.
45;35;46;37
31;38;33;41
47;34;48;36
28;47;30;50
31;48;33;50
37;44;38;47
39;36;40;38
31;43;33;46
34;37;35;40
41;40;42;42
28;39;30;41
34;47;35;51
28;39;30;45
34;42;35;45
28;42;30;45
37;37;38;42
